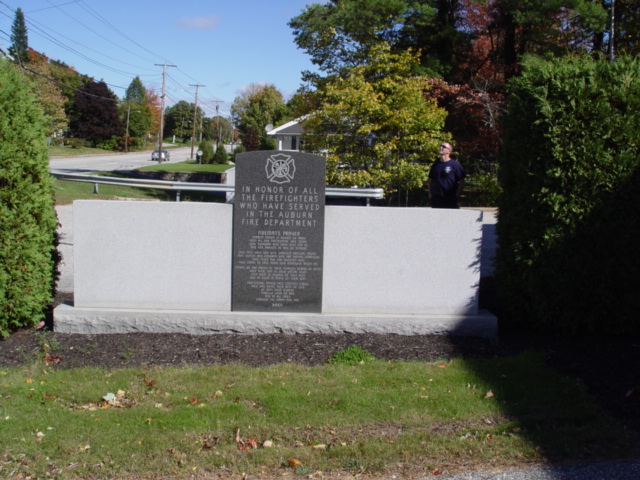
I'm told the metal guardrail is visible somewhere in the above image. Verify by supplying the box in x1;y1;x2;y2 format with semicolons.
51;171;385;204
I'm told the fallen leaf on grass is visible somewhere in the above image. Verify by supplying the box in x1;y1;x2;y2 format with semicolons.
202;436;219;450
43;353;62;365
142;377;155;388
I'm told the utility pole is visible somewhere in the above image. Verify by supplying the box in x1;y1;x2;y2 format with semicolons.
213;100;222;144
155;62;176;161
189;84;205;160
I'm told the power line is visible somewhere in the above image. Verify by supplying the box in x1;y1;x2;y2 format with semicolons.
1;1;226;115
76;0;163;62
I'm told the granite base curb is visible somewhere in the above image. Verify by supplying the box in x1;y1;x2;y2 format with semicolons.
53;303;497;338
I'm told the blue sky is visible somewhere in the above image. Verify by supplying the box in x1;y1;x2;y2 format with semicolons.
0;0;318;117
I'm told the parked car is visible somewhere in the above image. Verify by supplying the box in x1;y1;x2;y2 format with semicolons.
151;149;170;162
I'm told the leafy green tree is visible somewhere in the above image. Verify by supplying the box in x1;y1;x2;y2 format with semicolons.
205;116;233;143
121;102;152;144
289;0;471;81
68;80;122;146
303;44;449;197
231;83;288;151
9;7;29;64
0;61;58;336
164;100;203;142
286;88;318;118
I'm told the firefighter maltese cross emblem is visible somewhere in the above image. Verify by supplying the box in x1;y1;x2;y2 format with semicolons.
265;153;296;184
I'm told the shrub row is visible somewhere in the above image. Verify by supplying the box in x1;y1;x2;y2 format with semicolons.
0;61;58;336
496;55;640;335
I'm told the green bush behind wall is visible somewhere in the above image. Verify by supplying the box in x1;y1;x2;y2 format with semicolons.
496;55;640;335
0;61;58;336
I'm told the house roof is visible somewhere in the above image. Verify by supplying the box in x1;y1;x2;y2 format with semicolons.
266;117;307;136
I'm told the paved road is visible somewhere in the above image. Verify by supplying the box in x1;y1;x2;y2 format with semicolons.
49;146;192;173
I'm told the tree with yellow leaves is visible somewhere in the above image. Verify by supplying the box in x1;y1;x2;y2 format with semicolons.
302;44;449;200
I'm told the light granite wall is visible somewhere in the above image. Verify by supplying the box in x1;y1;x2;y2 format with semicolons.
73;200;483;315
74;201;233;311
322;207;482;315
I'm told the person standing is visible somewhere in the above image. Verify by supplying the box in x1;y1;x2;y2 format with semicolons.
428;142;465;209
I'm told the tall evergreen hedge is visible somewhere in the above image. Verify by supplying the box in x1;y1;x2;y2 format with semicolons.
0;61;58;336
496;55;640;335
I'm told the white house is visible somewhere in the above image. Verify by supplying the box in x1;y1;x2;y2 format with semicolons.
266;117;306;151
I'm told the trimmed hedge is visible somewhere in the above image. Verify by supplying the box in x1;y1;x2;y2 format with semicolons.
0;61;58;336
496;55;640;335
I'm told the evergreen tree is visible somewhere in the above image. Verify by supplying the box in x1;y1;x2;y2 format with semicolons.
0;61;58;336
9;7;29;64
121;77;153;145
213;143;228;164
124;76;146;102
198;141;214;164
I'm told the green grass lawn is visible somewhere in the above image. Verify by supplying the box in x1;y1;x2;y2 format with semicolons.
0;345;636;480
52;177;174;205
139;160;231;173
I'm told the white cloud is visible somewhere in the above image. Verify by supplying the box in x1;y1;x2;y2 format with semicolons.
175;16;220;31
